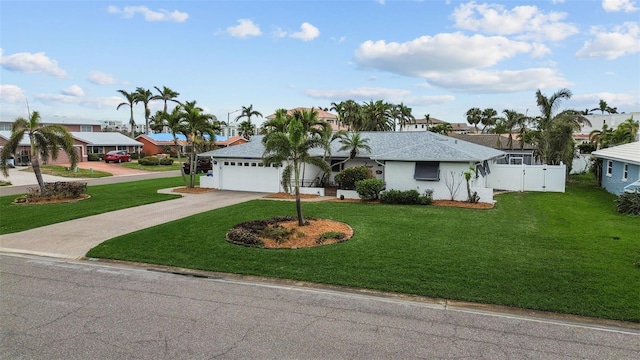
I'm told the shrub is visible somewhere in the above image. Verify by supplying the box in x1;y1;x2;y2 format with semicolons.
615;191;640;215
355;178;385;200
138;156;160;166
88;153;103;161
26;181;88;201
259;225;298;244
316;231;346;244
159;158;174;166
130;152;145;160
380;189;433;205
334;166;372;189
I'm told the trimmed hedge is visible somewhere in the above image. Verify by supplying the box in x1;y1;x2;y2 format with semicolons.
355;178;385;200
137;157;174;166
380;189;433;205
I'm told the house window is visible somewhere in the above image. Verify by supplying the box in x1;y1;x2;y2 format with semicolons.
251;163;257;167
80;125;93;132
0;123;11;131
230;162;236;166
258;163;264;167
606;160;613;176
244;162;250;167
414;161;440;181
224;161;229;166
117;146;126;150
622;163;628;181
331;160;344;172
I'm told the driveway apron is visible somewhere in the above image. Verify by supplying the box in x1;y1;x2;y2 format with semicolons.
0;190;266;259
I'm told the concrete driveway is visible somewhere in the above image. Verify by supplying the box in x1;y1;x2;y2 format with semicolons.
0;189;266;259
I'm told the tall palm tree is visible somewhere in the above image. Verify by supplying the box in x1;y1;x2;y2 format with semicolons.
116;89;137;137
262;117;331;226
501;109;524;149
134;87;153;134
465;107;482;133
589;124;613;149
234;104;263;124
480;108;498;133
152;86;182;115
291;107;331;137
491;118;509;149
590;99;617;115
616;117;639;140
395;102;415;131
0;111;78;195
260;108;289;135
179;101;220;188
153;107;189;185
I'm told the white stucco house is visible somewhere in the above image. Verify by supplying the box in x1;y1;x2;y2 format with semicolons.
198;131;506;203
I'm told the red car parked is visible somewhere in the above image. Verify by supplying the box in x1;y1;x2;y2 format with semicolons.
104;150;131;163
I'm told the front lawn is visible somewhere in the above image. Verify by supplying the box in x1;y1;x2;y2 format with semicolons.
0;177;183;234
121;159;182;172
25;165;112;178
87;175;640;322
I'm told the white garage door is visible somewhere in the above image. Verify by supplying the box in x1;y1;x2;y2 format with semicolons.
219;160;281;193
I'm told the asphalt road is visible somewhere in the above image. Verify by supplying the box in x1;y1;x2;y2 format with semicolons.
2;254;638;359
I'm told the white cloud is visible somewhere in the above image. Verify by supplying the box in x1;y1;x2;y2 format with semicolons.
421;68;572;93
0;49;67;78
354;33;539;76
107;5;188;22
35;93;122;109
304;87;411;102
291;22;320;41
0;85;26;103
576;22;640;59
226;19;262;38
451;2;579;41
61;85;84;97
573;92;640;109
273;22;320;41
602;0;639;12
88;71;121;85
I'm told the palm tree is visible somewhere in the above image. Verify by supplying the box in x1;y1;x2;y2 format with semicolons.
134;87;153;134
480;108;498;133
153;107;189;185
116;89;137;137
589;124;613;149
234;104;263;124
465;107;482;133
395;102;415;131
590;99;617;115
491;118;509;149
361;100;393;131
260;108;289;135
337;132;372;161
152;86;182;115
501;109;524;149
0;111;78;195
238;120;255;139
616;117;639;140
179;101;220;188
431;123;452;135
262;117;331;226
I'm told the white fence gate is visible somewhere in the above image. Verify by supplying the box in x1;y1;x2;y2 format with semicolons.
487;164;566;192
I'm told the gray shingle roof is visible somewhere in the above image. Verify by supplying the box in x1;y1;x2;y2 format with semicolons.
71;132;142;146
200;131;505;162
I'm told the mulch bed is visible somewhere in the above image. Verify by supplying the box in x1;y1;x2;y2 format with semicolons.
172;187;216;194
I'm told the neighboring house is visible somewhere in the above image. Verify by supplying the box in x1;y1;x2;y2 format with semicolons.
265;108;347;131
198;131;505;202
575;112;640;144
447;134;538;165
0;116;142;165
136;133;248;156
591;142;640;194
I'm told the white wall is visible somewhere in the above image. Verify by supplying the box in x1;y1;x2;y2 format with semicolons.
487;164;566;192
571;154;591;174
384;161;492;202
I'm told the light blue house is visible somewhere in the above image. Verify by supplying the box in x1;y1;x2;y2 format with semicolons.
592;142;640;194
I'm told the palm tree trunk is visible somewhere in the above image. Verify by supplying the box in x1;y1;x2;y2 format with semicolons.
294;163;304;226
30;139;46;195
174;139;188;186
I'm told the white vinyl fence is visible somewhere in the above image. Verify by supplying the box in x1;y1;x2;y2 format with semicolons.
487;164;566;192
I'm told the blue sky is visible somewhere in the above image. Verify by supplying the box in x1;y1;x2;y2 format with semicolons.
1;0;639;127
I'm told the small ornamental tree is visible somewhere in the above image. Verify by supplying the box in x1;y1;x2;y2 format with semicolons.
355;178;385;200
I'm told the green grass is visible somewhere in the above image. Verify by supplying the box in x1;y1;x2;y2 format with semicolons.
121;159;182;171
87;175;640;322
0;177;183;234
26;165;112;178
